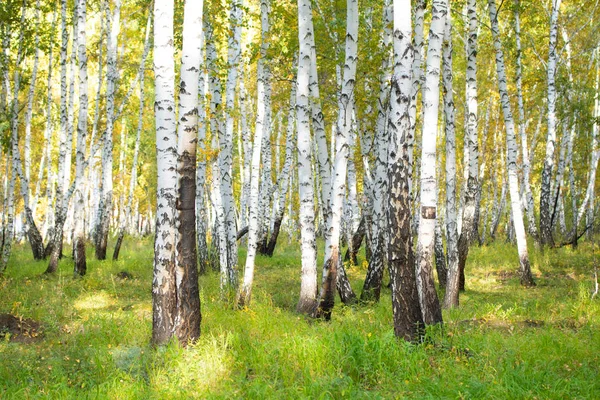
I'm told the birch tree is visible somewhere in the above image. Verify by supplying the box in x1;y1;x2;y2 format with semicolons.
442;14;460;308
539;0;562;248
113;14;152;261
388;0;424;342
152;0;179;345
457;0;478;292
174;0;203;342
361;0;392;303
296;0;318;315
221;0;243;278
314;0;358;320
239;0;270;307
265;81;296;256
514;0;538;243
415;0;446;325
96;0;121;260
73;0;88;276
152;0;203;345
488;0;535;287
45;0;70;273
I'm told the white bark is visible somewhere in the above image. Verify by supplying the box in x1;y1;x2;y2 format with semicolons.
488;0;535;286
307;4;332;237
540;0;562;247
239;0;271;306
73;0;89;275
24;0;42;188
296;0;318;313
361;0;392;302
97;0;121;259
415;0;446;325
442;14;459;308
221;0;243;277
315;0;358;318
577;46;600;227
152;0;178;344
196;23;208;272
514;0;538;241
408;0;426;191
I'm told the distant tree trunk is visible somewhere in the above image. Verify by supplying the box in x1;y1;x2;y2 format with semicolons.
24;0;42;194
434;217;447;288
221;0;243;278
239;0;270;307
296;0;318;314
457;0;478;293
388;0;424;342
489;0;535;287
314;0;358;320
442;14;460;308
307;2;332;243
239;75;251;231
206;20;236;294
408;0;425;192
539;0;561;248
344;215;365;266
196;26;209;274
0;1;27;271
96;0;121;260
361;0;391;303
415;0;446;325
265;81;296;257
576;47;599;231
514;0;539;244
46;0;70;273
73;0;89;276
113;14;151;261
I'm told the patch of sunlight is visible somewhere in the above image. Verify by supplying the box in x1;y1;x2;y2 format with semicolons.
74;291;114;311
151;333;234;395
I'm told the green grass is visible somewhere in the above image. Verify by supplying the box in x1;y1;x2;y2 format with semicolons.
1;237;599;399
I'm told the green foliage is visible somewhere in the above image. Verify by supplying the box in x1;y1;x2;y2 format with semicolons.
1;238;599;398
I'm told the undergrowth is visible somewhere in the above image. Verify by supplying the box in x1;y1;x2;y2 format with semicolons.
1;237;599;398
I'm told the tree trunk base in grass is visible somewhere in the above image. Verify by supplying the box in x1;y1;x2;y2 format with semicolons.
73;237;86;276
113;231;125;261
337;261;357;305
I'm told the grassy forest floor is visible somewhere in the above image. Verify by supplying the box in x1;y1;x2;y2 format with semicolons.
1;236;599;399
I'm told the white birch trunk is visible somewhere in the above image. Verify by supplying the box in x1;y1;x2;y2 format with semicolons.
96;0;121;260
415;0;445;325
539;0;562;247
457;0;479;292
113;13;152;261
514;0;538;242
152;0;178;345
577;47;600;228
488;0;535;286
196;25;208;273
173;0;203;342
314;0;358;319
239;0;271;306
24;0;42;189
46;0;70;274
307;5;332;237
442;14;459;308
361;0;392;302
73;0;89;276
296;0;318;314
221;0;243;278
407;0;426;191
